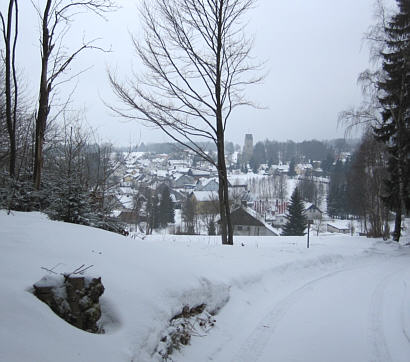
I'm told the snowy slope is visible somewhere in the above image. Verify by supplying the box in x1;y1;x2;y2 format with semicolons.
1;211;410;362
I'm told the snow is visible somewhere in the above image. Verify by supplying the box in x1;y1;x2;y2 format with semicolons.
191;190;218;202
1;211;410;362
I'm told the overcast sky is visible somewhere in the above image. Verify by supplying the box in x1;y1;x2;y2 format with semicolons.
9;0;396;147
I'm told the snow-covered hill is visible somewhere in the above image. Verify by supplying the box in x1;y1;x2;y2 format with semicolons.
1;211;409;361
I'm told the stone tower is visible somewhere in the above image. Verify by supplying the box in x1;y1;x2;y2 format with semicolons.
242;134;253;166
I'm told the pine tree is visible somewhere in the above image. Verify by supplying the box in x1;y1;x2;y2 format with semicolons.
288;159;297;177
281;187;307;236
374;0;410;241
327;160;349;218
159;186;175;227
152;194;160;229
182;196;196;234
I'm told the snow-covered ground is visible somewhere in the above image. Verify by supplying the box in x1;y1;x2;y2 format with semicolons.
1;211;410;362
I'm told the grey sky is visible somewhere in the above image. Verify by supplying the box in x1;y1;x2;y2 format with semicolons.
9;0;393;147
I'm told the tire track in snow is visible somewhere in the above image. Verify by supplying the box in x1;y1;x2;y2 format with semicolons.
369;262;410;362
400;281;410;344
230;263;370;362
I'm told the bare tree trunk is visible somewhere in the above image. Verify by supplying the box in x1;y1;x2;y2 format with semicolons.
33;0;51;190
218;142;233;245
32;0;113;190
215;1;232;245
393;134;406;242
217;169;228;244
1;0;18;178
392;207;401;242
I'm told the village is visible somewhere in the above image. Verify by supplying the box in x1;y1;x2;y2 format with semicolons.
110;135;353;237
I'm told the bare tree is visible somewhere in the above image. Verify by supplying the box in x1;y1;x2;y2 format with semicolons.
276;174;287;203
346;132;389;237
0;0;18;178
31;0;115;190
109;0;262;245
339;0;409;241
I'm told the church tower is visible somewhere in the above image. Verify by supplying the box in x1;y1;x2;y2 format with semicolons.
242;134;253;166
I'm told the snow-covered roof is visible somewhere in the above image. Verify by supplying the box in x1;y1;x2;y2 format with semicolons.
155;170;168;178
230;206;279;236
192;191;218;202
190;169;211;177
327;220;351;230
118;194;134;209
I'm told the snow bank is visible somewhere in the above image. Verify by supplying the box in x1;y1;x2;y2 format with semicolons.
0;210;404;362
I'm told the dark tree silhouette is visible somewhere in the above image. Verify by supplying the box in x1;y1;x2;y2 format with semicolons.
282;187;307;236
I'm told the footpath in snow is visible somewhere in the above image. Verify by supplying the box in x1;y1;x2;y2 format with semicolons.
0;211;409;362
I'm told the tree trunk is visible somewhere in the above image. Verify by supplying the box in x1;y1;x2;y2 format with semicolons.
221;146;233;245
216;132;233;244
392;205;401;242
214;0;233;245
33;0;52;190
3;0;17;178
394;129;407;242
217;167;228;244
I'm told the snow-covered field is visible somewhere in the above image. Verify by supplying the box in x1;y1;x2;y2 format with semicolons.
1;211;410;362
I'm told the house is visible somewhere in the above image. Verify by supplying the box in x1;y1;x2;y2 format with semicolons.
196;178;220;191
190;191;219;214
196;177;232;192
123;174;134;183
228;206;278;236
188;168;211;178
173;174;195;189
271;213;287;228
169;190;185;209
327;222;351;234
118;210;142;224
304;203;323;220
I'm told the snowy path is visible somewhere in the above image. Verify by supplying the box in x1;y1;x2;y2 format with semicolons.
178;251;410;362
2;212;410;362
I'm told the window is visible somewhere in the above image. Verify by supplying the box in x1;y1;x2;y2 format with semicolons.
237;226;243;231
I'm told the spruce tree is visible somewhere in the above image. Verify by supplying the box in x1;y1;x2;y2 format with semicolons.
327;160;349;218
288;159;297;177
159;186;175;227
375;0;410;241
281;187;307;236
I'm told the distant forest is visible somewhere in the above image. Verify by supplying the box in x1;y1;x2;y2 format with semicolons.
121;138;359;165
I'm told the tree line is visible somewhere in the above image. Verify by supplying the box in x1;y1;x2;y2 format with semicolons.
0;1;124;232
339;0;409;241
247;139;354;173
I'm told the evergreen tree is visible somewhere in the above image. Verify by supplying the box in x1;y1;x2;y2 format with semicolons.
182;196;196;234
374;0;410;241
321;153;335;177
249;142;266;173
208;219;216;235
159;186;175;227
288;159;297;177
47;173;90;225
281;187;307;236
152;193;160;229
327;160;349;218
298;177;318;204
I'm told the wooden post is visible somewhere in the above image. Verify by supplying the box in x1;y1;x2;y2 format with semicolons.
307;219;313;248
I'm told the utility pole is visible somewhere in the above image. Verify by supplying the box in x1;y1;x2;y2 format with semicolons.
307;220;313;248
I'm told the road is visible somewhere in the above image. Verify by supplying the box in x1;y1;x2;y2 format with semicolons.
178;249;410;362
